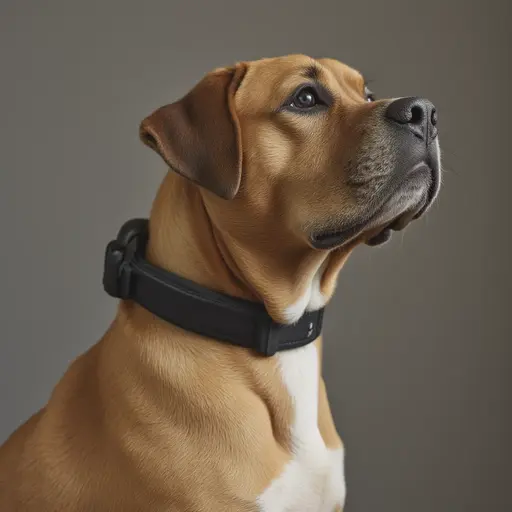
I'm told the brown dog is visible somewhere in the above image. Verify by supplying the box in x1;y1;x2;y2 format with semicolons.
0;54;440;511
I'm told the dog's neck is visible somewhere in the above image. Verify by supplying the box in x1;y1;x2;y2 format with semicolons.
145;172;353;325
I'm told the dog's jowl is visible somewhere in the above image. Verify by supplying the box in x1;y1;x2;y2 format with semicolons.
0;55;440;512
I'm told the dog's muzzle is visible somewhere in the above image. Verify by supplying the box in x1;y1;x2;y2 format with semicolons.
311;96;441;250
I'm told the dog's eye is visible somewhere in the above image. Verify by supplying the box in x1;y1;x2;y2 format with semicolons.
289;86;320;109
365;85;376;103
281;83;332;114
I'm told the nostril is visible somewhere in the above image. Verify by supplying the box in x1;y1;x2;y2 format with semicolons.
431;108;438;126
410;105;424;125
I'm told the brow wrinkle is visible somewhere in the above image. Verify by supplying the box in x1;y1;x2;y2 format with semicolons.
302;65;320;80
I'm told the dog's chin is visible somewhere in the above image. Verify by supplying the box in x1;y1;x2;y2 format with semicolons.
364;208;422;247
311;161;438;250
365;165;439;247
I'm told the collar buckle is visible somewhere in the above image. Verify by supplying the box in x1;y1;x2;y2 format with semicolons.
102;219;148;300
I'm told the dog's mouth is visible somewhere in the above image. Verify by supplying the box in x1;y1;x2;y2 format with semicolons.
311;161;439;250
311;205;422;250
311;217;408;250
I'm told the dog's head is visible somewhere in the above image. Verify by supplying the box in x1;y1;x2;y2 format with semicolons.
140;54;440;255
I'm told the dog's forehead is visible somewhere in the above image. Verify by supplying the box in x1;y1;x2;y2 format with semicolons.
247;54;316;76
247;55;362;81
316;58;365;90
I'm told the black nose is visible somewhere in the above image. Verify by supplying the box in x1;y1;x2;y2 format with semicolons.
385;97;438;143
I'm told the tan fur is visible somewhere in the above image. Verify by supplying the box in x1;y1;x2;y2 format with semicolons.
0;54;430;511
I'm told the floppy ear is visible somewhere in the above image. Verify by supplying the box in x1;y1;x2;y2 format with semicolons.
139;63;247;199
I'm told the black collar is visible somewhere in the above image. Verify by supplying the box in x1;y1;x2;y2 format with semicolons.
102;219;324;357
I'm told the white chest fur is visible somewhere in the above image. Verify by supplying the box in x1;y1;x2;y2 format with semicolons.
257;344;346;512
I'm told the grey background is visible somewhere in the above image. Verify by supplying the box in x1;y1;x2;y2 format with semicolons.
1;0;510;510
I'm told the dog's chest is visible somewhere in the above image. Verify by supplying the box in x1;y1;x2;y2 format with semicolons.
257;344;346;512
